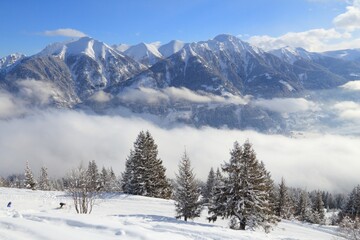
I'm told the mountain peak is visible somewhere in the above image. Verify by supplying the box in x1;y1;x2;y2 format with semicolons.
0;53;25;69
38;37;117;60
158;40;185;58
124;42;163;66
213;34;239;42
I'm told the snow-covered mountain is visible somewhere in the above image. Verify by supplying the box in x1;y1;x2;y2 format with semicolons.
322;48;360;62
124;42;163;67
113;34;346;98
1;34;360;132
269;46;319;64
158;40;186;58
0;53;25;69
0;37;145;103
115;40;186;67
113;43;130;52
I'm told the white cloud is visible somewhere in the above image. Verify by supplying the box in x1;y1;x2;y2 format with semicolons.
17;79;63;105
334;101;360;121
248;28;350;52
42;28;87;38
0;91;25;118
90;90;112;103
340;80;360;90
334;5;360;31
0;110;359;192
248;0;360;52
253;98;318;113
118;87;250;105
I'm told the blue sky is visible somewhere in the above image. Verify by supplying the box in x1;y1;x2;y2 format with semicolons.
0;0;357;57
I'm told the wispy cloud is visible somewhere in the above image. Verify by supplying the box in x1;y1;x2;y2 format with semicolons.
118;87;250;105
253;98;318;113
0;109;359;192
340;80;360;90
42;28;87;38
334;101;360;121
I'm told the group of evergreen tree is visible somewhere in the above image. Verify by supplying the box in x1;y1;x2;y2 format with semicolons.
2;129;358;231
15;159;119;193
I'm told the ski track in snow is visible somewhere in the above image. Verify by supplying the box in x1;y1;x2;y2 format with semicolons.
0;188;345;240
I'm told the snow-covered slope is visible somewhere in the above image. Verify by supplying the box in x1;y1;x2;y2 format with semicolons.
4;37;146;100
158;40;186;58
124;42;163;67
0;187;345;240
322;48;360;62
0;53;25;69
113;43;131;52
269;47;319;64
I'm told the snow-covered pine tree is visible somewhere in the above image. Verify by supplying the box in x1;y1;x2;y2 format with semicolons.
122;150;136;194
24;161;36;190
87;160;101;192
38;166;50;191
276;177;293;219
312;191;325;224
108;167;118;192
344;185;360;218
121;131;171;199
203;167;215;203
208;140;275;230
174;151;202;221
296;190;313;222
100;166;110;192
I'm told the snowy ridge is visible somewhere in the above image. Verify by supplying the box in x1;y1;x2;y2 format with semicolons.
124;42;163;66
269;46;320;64
322;48;360;61
0;53;25;69
38;37;126;61
158;40;186;58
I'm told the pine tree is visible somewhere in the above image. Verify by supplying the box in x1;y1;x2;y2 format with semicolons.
174;151;202;221
312;191;325;224
276;177;292;219
208;140;275;231
100;167;110;192
344;185;360;218
121;131;171;199
38;166;50;191
24;161;36;190
87;160;100;192
296;190;313;222
122;150;136;194
203;167;215;203
108;167;118;192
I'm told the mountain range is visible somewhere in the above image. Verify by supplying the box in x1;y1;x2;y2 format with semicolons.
1;34;360;132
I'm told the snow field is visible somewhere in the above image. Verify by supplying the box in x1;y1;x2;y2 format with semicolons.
0;188;345;240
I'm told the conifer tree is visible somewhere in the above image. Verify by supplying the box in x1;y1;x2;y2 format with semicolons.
100;167;110;192
296;190;313;222
87;160;100;192
38;166;50;191
276;177;293;219
174;151;202;221
344;185;360;218
108;167;118;191
208;140;275;231
121;131;171;199
203;167;215;203
24;161;36;190
312;191;325;224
